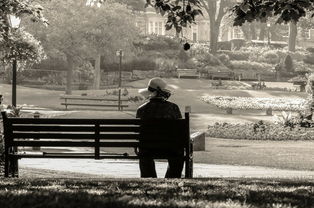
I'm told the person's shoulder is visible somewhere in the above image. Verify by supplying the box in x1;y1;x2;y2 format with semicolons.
137;101;150;111
165;100;179;108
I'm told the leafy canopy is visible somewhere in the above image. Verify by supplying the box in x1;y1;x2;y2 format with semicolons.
146;0;203;33
232;0;314;26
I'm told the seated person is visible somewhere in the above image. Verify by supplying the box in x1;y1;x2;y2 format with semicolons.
136;77;184;178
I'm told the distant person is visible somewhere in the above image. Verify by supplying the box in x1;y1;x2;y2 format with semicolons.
136;77;184;178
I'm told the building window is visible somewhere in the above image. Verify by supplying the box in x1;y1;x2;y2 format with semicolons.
155;22;159;34
302;29;311;40
158;22;163;35
149;22;154;34
233;27;244;39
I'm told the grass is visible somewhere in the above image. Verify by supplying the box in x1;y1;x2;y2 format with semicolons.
1;178;314;208
195;138;314;171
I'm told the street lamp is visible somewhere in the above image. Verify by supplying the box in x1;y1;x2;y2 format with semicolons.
267;22;271;46
116;49;123;111
7;14;21;107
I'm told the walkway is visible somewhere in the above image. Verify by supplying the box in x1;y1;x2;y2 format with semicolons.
19;159;314;179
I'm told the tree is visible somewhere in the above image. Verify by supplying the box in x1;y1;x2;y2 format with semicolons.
231;0;314;52
199;0;237;54
27;0;139;93
144;0;239;53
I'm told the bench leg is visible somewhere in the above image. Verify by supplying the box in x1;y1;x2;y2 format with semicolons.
4;147;9;177
185;144;193;178
10;157;18;178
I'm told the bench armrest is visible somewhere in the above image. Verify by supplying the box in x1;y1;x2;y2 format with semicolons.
190;131;205;151
190;131;204;142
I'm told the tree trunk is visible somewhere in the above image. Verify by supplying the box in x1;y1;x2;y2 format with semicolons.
66;55;74;95
209;22;219;54
94;54;101;90
250;22;257;40
288;21;297;52
259;23;266;40
241;23;251;41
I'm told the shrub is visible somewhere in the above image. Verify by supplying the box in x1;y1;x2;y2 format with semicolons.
231;60;273;72
134;35;181;51
217;53;232;68
303;54;314;65
218;50;251;61
104;58;157;71
195;52;222;66
259;51;280;64
207;122;314;140
284;54;294;72
306;47;314;53
178;58;196;69
230;39;246;50
217;41;232;50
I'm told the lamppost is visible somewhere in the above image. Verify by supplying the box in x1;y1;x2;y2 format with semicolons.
116;49;123;111
7;14;21;107
267;22;271;46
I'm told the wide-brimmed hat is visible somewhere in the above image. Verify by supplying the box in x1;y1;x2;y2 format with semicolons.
138;77;171;98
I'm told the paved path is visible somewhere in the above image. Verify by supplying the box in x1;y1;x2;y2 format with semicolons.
19;159;314;179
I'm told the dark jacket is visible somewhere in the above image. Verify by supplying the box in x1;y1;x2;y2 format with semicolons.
136;97;182;119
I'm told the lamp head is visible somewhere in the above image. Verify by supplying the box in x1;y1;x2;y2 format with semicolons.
7;14;21;29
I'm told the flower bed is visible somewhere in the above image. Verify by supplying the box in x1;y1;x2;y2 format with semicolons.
207;122;314;140
201;96;308;112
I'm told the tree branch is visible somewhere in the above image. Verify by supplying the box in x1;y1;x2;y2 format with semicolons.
199;0;210;14
215;0;227;25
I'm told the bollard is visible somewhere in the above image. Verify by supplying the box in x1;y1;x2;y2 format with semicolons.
32;111;40;151
266;108;273;116
185;106;191;113
226;108;233;114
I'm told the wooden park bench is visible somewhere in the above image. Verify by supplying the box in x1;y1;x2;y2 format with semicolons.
1;111;194;178
60;95;128;111
208;72;234;80
177;69;201;79
251;82;266;90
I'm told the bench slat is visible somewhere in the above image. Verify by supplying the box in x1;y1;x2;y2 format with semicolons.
12;125;140;132
10;153;139;159
61;103;128;107
60;96;128;101
12;133;139;140
9;118;140;125
12;141;139;147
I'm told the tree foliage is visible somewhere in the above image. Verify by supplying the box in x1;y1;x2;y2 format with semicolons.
232;0;314;26
146;0;203;34
0;0;47;64
0;29;46;63
0;0;47;41
27;0;139;64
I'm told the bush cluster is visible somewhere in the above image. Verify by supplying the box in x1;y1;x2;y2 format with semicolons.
218;50;250;61
207;121;314;140
231;60;273;72
134;35;181;51
258;50;280;64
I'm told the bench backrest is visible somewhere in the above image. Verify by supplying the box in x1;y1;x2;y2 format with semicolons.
1;112;190;159
60;95;128;101
177;69;198;73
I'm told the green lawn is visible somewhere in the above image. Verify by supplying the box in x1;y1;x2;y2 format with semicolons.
1;178;314;208
195;138;314;171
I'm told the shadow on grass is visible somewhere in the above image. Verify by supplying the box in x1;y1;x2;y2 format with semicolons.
1;178;314;208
